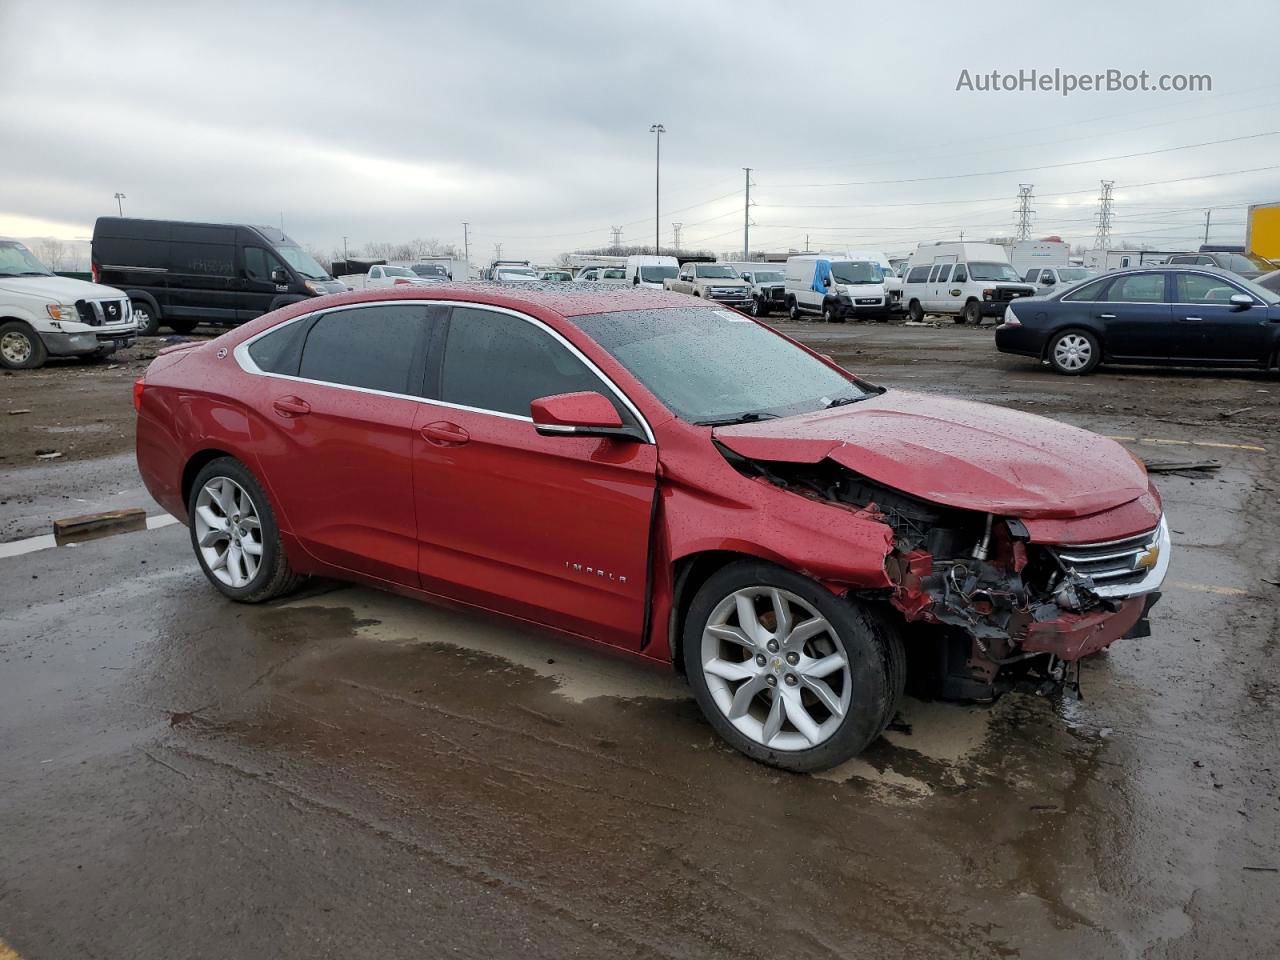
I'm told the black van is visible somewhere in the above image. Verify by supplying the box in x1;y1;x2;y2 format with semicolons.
91;218;348;335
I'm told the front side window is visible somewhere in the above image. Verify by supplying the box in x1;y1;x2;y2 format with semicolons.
244;246;285;282
951;264;968;283
1176;273;1247;304
574;306;868;425
298;305;426;394
273;243;331;280
1106;273;1167;303
906;266;930;283
440;308;606;418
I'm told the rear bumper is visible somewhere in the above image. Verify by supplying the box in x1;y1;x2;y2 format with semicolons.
994;323;1044;357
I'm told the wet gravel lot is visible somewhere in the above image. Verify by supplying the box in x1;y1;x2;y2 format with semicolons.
2;320;1279;958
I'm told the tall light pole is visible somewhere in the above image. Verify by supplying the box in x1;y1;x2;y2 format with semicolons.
113;192;126;216
743;167;752;260
462;221;470;263
650;124;665;255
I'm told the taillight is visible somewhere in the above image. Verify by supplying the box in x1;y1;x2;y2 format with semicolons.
91;261;100;284
393;277;411;285
132;378;145;413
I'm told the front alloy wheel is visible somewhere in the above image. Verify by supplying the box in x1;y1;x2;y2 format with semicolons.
683;561;903;772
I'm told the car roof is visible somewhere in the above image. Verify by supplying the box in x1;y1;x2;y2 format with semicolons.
280;283;695;319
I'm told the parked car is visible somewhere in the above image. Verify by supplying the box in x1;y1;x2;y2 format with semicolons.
901;242;1036;324
625;255;679;289
727;263;786;317
92;217;346;335
539;270;573;282
135;287;1168;771
662;263;752;307
0;238;138;370
783;255;890;322
1024;266;1097;294
574;266;627;283
1257;269;1280;294
995;265;1280;375
1165;251;1275;280
493;264;540;283
368;265;435;288
410;262;451;280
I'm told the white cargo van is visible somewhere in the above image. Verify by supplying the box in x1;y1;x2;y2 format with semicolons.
1008;240;1070;278
846;249;903;312
783;254;890;323
624;255;679;289
900;241;1036;324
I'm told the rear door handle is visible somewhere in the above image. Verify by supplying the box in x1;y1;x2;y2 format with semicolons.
420;421;470;446
1181;316;1203;322
272;395;311;417
1098;313;1117;319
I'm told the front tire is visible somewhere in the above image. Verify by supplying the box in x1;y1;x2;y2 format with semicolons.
961;300;982;325
167;318;199;335
0;321;48;370
683;560;904;772
187;457;304;603
1046;328;1101;375
907;300;924;322
132;301;160;336
749;296;768;318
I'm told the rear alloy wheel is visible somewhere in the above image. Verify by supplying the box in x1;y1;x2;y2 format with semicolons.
908;300;924;322
188;457;303;602
132;301;160;336
0;321;47;370
683;561;903;772
1047;329;1101;375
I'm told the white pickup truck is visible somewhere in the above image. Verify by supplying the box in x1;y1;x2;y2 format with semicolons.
662;262;752;308
1;238;138;370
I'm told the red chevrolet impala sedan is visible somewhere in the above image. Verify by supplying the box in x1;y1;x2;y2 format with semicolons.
135;286;1169;771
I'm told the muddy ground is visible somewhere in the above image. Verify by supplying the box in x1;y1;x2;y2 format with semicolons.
1;320;1278;958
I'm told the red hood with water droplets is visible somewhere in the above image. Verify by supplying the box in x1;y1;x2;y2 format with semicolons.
714;391;1149;519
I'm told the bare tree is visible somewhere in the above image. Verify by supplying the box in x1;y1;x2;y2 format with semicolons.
37;239;67;271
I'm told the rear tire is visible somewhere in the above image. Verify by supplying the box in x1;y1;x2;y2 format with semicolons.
907;300;924;322
0;321;48;370
683;560;904;772
132;301;160;336
187;456;304;603
167;318;199;335
822;302;838;324
787;297;800;321
1046;328;1101;376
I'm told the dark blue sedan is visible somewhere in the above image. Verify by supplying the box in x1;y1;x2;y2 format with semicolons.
995;265;1280;375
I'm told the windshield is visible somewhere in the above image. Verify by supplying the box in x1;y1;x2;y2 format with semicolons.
574;306;869;424
639;265;678;282
412;263;448;278
601;268;626;279
1226;274;1280;304
1058;268;1093;282
748;270;784;282
0;241;53;277
693;264;739;279
497;267;537;279
830;261;882;284
968;261;1021;281
273;243;331;280
384;266;417;278
541;271;571;281
1222;253;1274;273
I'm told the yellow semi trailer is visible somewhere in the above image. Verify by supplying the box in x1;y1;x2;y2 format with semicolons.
1246;202;1280;262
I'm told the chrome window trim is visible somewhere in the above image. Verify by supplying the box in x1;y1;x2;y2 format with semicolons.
233;298;656;444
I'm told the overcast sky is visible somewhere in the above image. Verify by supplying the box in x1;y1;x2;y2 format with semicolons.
2;0;1278;264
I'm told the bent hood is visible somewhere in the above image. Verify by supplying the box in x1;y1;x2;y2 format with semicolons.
714;391;1149;519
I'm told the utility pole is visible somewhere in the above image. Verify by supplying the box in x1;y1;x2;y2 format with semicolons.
650;124;665;255
1203;209;1212;244
672;222;682;252
743;167;752;260
342;236;349;264
805;234;810;252
113;192;126;216
1015;184;1035;240
280;212;285;233
493;242;502;261
610;226;623;254
959;230;965;241
462;222;470;263
1095;180;1115;249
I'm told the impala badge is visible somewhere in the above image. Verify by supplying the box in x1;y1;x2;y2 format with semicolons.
565;561;627;585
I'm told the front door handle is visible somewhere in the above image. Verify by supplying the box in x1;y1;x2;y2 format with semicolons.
420;421;470;446
1098;313;1117;319
1181;316;1203;322
272;395;311;417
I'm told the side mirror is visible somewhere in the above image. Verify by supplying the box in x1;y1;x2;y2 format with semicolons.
822;275;831;287
530;391;642;441
1230;293;1253;308
1043;277;1055;285
271;268;290;285
741;273;752;283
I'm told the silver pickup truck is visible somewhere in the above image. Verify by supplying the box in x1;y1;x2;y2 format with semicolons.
733;264;787;317
662;262;752;308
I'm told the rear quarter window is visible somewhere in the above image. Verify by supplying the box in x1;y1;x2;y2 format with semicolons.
247;320;308;376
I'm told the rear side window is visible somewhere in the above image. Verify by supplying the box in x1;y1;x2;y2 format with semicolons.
1107;273;1167;303
1062;277;1110;302
906;266;929;283
934;264;952;283
247;320;307;375
440;307;607;418
299;305;426;394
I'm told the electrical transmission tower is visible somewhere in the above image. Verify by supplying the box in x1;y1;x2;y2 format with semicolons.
493;242;502;260
1014;184;1035;240
610;226;623;253
672;222;682;252
1094;180;1115;249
